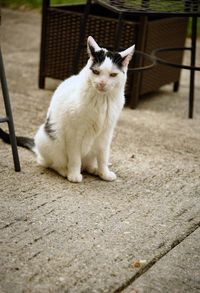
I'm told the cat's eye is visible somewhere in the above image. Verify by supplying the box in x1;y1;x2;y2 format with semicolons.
110;73;118;77
92;69;100;75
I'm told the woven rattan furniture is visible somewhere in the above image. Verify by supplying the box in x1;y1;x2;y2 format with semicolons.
39;0;188;110
0;48;21;171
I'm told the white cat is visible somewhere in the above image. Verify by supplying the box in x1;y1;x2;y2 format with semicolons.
0;36;135;182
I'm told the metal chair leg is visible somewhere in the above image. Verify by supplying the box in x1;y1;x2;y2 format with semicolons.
173;81;180;92
39;0;50;89
0;48;21;171
188;16;197;119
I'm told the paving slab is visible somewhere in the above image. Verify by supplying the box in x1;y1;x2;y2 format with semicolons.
123;228;200;293
0;8;200;293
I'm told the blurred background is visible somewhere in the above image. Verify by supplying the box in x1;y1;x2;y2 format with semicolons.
1;0;200;37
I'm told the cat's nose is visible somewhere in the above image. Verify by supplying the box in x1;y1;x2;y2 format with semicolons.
97;80;107;92
99;81;106;88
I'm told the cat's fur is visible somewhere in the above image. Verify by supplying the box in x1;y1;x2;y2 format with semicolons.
0;36;135;182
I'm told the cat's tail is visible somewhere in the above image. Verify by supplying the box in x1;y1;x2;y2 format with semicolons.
0;128;35;152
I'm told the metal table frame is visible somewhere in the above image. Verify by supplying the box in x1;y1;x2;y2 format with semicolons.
0;48;21;172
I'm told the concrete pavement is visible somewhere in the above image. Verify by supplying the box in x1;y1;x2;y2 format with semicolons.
0;8;200;293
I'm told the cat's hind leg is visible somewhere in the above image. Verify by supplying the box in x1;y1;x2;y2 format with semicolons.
36;148;67;178
46;148;68;178
34;126;67;178
51;163;68;178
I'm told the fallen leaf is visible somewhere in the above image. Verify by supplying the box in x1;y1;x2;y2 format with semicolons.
132;259;147;268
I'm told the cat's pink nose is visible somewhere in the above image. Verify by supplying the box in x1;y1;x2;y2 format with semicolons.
99;81;106;88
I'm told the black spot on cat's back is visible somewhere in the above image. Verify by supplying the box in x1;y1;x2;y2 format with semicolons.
44;116;56;140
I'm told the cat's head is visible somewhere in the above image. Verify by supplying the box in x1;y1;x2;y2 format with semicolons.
87;36;135;93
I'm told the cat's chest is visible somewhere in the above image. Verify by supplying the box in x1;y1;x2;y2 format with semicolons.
80;110;107;156
86;99;114;134
86;109;106;136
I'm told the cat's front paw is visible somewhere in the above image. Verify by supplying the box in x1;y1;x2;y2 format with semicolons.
99;171;117;181
67;173;83;183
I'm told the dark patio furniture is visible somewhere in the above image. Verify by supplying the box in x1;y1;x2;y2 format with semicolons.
39;0;191;115
82;0;200;118
0;48;21;171
77;0;200;118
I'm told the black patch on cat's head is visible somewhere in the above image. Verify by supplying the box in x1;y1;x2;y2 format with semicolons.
44;116;56;140
106;51;126;70
89;45;106;65
89;45;125;72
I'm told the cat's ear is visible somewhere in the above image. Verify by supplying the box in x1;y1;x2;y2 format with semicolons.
87;36;101;57
119;45;135;66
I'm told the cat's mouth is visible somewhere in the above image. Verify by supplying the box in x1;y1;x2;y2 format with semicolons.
96;85;107;92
